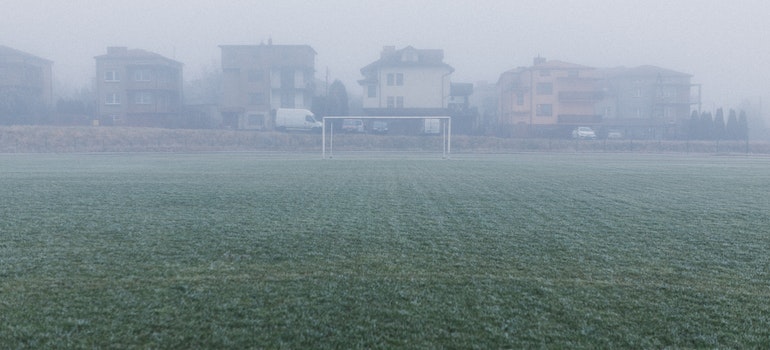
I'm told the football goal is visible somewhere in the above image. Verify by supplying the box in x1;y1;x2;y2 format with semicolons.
321;116;451;159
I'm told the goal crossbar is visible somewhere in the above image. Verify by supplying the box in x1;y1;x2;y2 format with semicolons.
321;116;451;159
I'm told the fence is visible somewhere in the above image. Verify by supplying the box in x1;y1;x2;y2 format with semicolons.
1;126;767;154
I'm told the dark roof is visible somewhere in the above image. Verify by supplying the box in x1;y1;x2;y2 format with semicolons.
360;46;454;74
533;60;594;70
94;47;182;66
219;44;316;55
601;65;692;78
0;45;52;63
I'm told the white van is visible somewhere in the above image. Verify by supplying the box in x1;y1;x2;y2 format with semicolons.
275;108;322;132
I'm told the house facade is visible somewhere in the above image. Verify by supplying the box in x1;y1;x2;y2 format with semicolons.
359;46;454;116
497;57;602;137
94;47;183;127
0;45;53;123
219;43;316;130
597;66;694;139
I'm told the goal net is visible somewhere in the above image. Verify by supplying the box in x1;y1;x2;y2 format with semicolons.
321;116;451;159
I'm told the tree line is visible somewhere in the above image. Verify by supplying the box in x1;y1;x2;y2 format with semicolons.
688;108;748;140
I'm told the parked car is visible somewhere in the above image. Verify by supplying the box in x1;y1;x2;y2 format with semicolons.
371;121;388;134
342;119;365;133
572;126;597;139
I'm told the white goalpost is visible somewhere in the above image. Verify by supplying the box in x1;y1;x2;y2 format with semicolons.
321;116;451;159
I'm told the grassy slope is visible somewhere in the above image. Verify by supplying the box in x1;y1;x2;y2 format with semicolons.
1;153;769;348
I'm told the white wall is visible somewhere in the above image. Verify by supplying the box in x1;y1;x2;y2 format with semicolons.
362;67;451;109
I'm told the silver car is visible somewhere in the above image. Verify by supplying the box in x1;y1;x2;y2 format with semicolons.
572;127;597;139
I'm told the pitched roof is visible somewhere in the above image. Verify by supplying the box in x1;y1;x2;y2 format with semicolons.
219;44;316;55
601;65;692;78
0;45;52;63
360;45;454;74
533;59;594;70
94;47;182;66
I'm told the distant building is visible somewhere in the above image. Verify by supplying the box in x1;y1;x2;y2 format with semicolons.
469;81;499;135
448;82;478;134
597;66;695;139
497;57;603;137
94;47;183;127
359;45;454;116
219;43;316;130
0;45;53;123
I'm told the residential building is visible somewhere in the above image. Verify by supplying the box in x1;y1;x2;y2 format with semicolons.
448;82;478;134
0;45;53;123
597;66;695;139
219;43;316;130
94;47;183;127
497;57;602;137
469;81;499;135
359;46;454;116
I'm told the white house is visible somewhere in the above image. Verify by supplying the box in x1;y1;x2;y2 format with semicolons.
359;46;454;116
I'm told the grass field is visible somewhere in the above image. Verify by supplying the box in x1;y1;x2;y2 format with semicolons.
2;152;770;348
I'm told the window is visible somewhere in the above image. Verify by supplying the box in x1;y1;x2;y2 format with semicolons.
387;96;395;108
134;69;151;82
536;104;552;116
134;92;153;104
104;71;120;82
536;82;552;95
367;85;377;98
516;94;524;105
568;69;579;78
386;73;403;86
396;96;404;108
105;93;120;105
635;88;642;97
539;69;551;77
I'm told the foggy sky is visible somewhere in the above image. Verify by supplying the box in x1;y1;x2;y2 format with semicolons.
4;0;768;116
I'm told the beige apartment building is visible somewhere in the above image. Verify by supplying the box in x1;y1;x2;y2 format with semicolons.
94;47;183;127
219;43;316;130
0;45;53;122
497;57;602;137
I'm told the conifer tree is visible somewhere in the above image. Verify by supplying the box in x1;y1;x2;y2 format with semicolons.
713;108;726;140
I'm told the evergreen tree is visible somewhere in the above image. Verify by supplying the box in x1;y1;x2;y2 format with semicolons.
725;109;739;140
312;80;348;118
738;110;749;140
327;80;349;116
688;110;700;139
700;111;714;140
713;108;726;140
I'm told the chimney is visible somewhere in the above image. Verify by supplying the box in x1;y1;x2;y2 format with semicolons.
533;55;546;66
